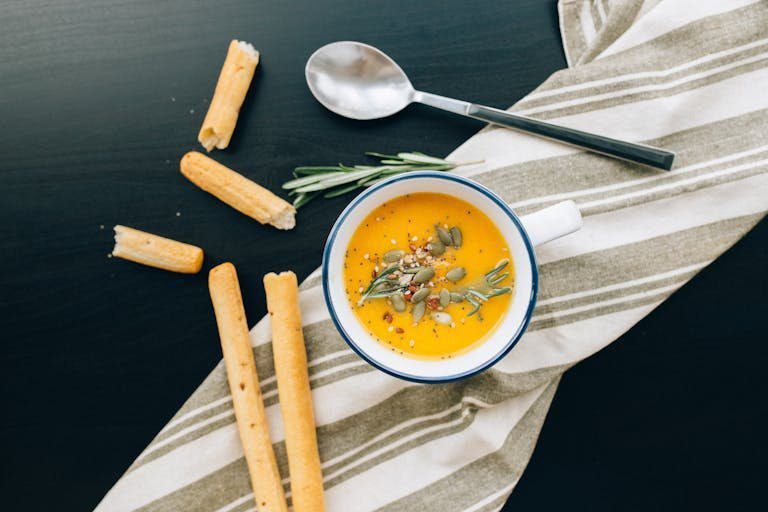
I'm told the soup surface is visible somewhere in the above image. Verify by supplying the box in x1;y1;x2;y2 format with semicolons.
344;192;513;359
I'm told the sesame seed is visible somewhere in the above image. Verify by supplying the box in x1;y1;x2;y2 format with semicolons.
391;239;396;245
409;340;415;347
363;253;370;259
358;287;364;293
411;235;418;241
388;326;394;332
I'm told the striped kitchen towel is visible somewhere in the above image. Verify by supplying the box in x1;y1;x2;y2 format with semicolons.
96;1;768;510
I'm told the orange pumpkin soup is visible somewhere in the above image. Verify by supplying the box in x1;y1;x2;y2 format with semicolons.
343;192;514;359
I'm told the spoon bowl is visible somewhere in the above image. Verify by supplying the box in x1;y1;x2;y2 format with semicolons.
305;41;414;120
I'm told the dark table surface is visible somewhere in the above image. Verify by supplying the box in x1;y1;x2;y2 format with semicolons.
1;1;766;510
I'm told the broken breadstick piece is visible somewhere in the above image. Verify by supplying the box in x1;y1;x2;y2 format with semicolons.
264;271;325;512
198;40;260;152
112;225;203;274
180;151;296;230
209;263;289;512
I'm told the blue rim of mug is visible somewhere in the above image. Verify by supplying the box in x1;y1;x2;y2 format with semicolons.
321;171;538;383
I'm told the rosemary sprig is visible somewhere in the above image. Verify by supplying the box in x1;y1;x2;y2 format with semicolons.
464;259;513;317
283;151;483;208
357;266;401;306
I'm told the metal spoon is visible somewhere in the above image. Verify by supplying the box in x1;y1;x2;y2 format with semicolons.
305;41;675;170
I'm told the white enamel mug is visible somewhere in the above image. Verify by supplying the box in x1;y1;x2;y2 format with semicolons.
322;171;582;383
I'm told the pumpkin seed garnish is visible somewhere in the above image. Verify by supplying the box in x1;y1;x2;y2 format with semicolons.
436;226;453;246
449;226;462;247
411;288;430;303
439;289;450;308
413;267;435;283
403;267;423;274
412;301;426;322
390;292;407;312
445;266;466;282
450;292;465;303
383;249;404;263
381;249;405;263
427;240;445;256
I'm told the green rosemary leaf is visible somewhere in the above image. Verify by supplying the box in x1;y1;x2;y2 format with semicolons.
379;164;423;175
283;172;346;189
485;259;510;279
323;183;362;198
293;191;320;209
489;272;509;286
294;168;382;193
357;173;384;186
486;287;512;298
397;152;450;165
466;296;482;316
466;289;489;302
293;166;343;174
365;151;400;160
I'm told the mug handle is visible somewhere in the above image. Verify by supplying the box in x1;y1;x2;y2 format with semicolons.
518;200;583;247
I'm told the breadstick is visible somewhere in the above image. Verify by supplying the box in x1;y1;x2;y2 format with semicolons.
198;40;260;151
209;263;288;512
263;271;325;512
180;151;296;230
111;225;203;274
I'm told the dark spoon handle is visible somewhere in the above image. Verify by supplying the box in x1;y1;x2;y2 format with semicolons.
467;104;675;170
